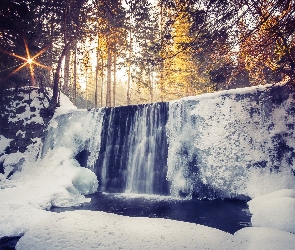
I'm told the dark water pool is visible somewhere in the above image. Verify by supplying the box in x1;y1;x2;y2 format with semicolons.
51;192;251;234
0;236;22;250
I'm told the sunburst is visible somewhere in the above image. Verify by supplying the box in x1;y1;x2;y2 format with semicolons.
0;38;51;85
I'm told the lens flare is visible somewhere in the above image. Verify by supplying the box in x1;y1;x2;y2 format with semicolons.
0;38;51;86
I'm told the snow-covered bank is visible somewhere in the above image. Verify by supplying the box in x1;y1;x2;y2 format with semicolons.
0;89;99;239
7;191;295;250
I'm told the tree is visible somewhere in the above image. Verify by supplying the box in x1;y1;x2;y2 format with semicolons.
92;0;126;107
50;0;97;110
2;0;294;109
0;0;97;111
157;0;231;99
129;0;160;103
236;0;295;85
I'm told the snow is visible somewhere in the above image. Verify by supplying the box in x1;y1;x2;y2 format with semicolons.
0;152;25;180
6;88;48;125
10;193;295;250
235;227;295;250
0;145;98;238
167;83;295;198
1;85;295;249
0;90;98;239
53;91;77;117
248;189;295;233
15;211;237;250
0;135;12;154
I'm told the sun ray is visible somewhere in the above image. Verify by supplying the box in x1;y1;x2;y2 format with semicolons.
24;39;31;61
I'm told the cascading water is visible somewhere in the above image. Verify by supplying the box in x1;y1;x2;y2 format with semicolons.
125;104;167;194
95;103;169;195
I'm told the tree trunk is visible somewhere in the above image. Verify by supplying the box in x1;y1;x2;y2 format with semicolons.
127;27;132;106
127;61;131;105
95;34;100;108
73;42;77;106
64;48;70;93
149;68;153;103
106;47;112;107
49;42;72;112
101;57;104;107
85;77;88;109
113;53;116;107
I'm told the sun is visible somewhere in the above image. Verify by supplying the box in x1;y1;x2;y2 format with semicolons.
0;38;51;86
27;58;33;64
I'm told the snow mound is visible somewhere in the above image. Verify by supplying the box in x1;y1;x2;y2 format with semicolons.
235;227;295;250
0;147;98;238
248;189;295;233
16;210;237;250
53;92;77;117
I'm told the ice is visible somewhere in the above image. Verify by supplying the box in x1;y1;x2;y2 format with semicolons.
43;109;104;169
0;143;98;238
71;166;98;195
0;93;99;238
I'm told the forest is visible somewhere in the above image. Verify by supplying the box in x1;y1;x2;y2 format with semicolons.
0;0;294;109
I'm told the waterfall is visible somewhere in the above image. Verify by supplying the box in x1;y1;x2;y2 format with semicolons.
42;84;295;199
125;104;167;194
96;103;169;195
